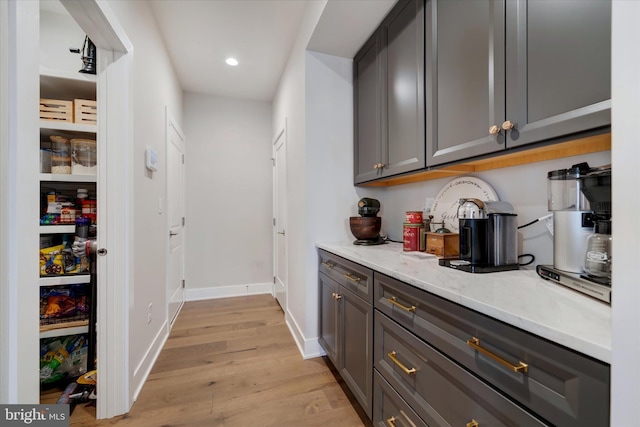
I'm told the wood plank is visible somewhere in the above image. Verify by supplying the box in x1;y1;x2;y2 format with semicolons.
46;294;371;427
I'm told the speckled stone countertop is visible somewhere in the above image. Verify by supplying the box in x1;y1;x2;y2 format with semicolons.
316;241;611;364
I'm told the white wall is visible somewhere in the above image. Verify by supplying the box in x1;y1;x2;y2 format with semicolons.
183;92;273;299
611;1;640;424
373;150;611;268
102;0;183;401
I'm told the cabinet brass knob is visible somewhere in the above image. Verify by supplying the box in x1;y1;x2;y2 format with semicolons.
489;125;501;135
378;163;384;169
502;120;515;130
466;420;479;427
386;416;396;427
374;164;379;170
332;292;342;300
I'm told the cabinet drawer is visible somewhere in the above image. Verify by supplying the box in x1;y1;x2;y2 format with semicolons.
374;273;610;427
319;249;373;303
375;311;548;427
373;369;428;427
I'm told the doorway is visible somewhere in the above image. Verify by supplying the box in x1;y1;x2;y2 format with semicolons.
167;110;186;327
273;123;287;310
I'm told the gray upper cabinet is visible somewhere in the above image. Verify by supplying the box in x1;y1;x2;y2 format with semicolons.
354;0;425;184
505;0;611;147
426;0;506;166
426;0;611;167
354;35;382;184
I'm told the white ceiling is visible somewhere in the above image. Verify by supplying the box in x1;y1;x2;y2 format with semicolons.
45;0;398;102
148;0;398;102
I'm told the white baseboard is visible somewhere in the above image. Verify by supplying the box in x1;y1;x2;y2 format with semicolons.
285;312;325;360
131;320;168;402
186;282;274;301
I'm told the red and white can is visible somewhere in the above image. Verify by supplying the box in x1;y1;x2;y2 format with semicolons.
403;223;423;252
405;211;423;224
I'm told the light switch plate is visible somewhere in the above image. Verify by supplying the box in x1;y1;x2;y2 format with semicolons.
145;147;158;171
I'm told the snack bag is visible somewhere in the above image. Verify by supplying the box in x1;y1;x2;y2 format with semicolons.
39;244;65;276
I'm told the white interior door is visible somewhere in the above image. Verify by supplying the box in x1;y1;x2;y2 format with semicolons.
167;112;185;327
273;125;287;310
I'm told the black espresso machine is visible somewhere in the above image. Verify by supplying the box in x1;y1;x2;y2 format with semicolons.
439;199;519;273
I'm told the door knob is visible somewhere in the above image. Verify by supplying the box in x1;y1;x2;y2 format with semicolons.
277;230;285;236
97;248;108;256
169;231;178;236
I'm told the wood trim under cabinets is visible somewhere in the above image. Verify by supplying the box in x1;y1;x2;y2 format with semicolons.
360;132;611;187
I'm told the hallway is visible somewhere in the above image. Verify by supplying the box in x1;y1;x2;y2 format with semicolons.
43;295;370;426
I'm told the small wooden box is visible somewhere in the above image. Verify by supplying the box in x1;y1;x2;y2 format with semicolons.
425;232;459;257
39;98;72;122
74;99;97;125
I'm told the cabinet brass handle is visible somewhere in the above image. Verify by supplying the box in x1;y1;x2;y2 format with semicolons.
466;337;528;373
386;416;396;427
501;120;515;130
387;296;416;313
466;420;479;427
489;124;501;135
344;273;361;283
331;292;342;300
321;261;335;268
388;351;417;375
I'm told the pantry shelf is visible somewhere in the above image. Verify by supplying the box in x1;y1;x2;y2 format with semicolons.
39;173;97;183
39;323;89;339
39;120;96;133
39;225;76;234
39;275;91;287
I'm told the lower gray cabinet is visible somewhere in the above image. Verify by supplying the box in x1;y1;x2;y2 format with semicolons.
318;268;373;419
375;311;547;426
373;370;428;427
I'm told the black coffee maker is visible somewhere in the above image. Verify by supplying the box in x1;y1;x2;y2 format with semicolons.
440;199;519;273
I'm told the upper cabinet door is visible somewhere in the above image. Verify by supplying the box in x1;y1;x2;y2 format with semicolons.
354;34;382;184
505;0;611;148
426;0;506;167
380;0;425;177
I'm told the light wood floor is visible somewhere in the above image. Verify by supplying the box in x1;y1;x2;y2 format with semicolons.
42;294;371;427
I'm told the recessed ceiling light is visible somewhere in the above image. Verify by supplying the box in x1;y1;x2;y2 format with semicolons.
225;57;239;66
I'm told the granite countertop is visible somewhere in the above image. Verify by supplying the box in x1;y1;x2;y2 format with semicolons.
316;241;612;364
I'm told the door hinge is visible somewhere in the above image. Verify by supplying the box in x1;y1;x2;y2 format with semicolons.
273;276;276;284
182;217;185;226
272;158;275;166
273;218;276;226
182;154;185;164
182;279;185;289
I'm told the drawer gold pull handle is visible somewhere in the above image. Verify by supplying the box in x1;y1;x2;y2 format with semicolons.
466;337;528;373
466;420;479;427
386;416;396;427
344;273;361;283
387;296;416;313
321;261;335;268
388;351;417;375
